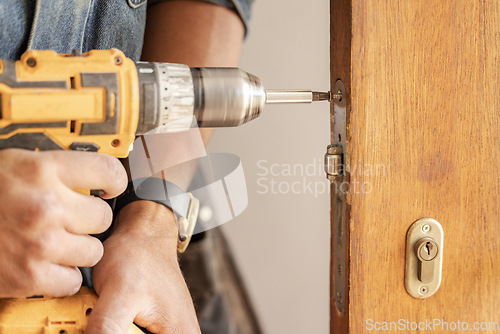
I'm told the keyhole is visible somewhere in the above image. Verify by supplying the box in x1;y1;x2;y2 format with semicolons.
425;242;433;256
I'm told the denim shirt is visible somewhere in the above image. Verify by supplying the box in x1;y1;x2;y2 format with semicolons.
0;0;253;61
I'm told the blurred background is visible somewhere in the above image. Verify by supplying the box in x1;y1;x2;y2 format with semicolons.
207;0;331;333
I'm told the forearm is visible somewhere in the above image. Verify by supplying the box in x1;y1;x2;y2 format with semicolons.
142;0;244;67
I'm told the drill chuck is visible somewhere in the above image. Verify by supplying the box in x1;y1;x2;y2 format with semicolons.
191;68;265;128
136;62;265;134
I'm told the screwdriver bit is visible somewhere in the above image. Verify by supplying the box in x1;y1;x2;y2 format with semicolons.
265;90;340;104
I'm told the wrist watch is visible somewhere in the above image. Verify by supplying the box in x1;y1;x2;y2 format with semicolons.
114;177;200;253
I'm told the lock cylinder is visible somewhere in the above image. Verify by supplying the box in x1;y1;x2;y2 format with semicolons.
415;237;439;284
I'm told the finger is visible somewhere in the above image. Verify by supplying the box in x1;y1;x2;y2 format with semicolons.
61;189;113;235
36;264;82;297
52;233;104;268
86;287;138;334
45;151;128;199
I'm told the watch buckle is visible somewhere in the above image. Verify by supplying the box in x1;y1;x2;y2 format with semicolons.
177;192;200;253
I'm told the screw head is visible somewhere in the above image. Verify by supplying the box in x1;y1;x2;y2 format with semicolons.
111;139;120;147
419;286;428;295
26;57;37;67
422;224;431;233
114;56;123;65
336;89;343;101
336;291;343;304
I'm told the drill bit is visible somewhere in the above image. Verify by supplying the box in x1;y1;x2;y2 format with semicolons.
265;90;340;104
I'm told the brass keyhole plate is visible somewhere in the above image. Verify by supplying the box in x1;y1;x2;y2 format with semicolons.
404;218;444;299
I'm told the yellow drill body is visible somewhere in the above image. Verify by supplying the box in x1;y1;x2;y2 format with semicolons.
0;49;139;157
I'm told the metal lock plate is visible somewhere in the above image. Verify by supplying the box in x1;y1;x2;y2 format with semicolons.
327;79;347;314
405;218;444;298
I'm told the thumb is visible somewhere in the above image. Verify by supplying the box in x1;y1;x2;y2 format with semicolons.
86;287;138;334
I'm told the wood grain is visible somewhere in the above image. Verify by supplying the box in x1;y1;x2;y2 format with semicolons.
331;0;500;332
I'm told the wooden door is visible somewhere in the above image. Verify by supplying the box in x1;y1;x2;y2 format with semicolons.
329;1;499;333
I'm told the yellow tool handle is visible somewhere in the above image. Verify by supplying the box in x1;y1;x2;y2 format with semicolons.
0;287;143;334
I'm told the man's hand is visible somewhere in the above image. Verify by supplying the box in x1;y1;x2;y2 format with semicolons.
0;149;127;298
86;201;200;334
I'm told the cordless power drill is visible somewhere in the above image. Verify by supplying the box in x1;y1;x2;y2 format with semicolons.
0;49;330;333
0;48;331;156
